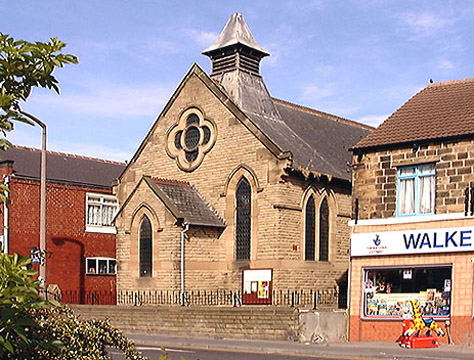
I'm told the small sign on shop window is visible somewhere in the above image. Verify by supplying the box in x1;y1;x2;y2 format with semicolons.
403;269;412;279
444;279;451;292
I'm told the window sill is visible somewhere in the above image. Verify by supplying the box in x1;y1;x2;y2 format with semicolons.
86;273;116;276
85;225;117;234
349;212;473;227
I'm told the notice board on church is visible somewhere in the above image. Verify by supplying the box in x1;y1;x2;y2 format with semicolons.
242;269;272;305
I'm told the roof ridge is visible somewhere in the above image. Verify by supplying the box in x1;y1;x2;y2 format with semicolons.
152;177;190;185
272;98;374;130
12;145;126;166
429;77;474;88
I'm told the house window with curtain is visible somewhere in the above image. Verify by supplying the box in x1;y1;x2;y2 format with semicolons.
236;177;251;260
139;216;152;277
305;195;316;261
319;197;329;261
397;163;435;216
86;193;118;233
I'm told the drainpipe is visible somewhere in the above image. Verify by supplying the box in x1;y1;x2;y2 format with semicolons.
3;174;11;254
180;222;189;306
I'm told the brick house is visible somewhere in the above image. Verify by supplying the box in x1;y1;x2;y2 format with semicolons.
0;146;125;304
349;78;474;344
114;13;371;305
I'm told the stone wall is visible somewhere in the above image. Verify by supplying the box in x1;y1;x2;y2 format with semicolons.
353;138;474;220
72;305;349;343
115;68;352;295
72;305;299;340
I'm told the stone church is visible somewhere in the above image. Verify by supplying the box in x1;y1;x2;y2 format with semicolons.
114;13;371;303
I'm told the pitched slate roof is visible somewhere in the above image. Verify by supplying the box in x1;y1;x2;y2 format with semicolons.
353;77;474;150
145;177;225;228
203;13;372;181
273;99;372;180
0;146;125;187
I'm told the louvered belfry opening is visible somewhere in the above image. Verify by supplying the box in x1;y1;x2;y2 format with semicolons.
139;216;152;277
236;177;251;260
202;13;269;78
209;45;262;76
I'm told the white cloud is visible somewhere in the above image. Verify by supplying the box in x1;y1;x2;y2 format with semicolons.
357;114;389;128
29;83;174;118
438;60;455;69
187;29;219;48
50;141;132;163
300;83;334;102
5;125;132;162
397;11;454;38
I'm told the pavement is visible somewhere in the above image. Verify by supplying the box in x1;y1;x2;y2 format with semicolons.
126;332;474;360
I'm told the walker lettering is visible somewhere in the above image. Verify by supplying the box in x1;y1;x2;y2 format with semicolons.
351;226;474;257
403;230;472;250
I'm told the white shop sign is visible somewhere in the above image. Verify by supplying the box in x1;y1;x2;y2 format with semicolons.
351;226;474;257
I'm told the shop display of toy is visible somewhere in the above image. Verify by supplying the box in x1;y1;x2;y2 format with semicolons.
398;299;445;349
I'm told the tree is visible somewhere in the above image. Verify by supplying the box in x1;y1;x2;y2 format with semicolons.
0;34;78;202
0;33;78;145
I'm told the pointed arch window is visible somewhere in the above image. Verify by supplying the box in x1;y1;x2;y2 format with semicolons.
305;195;316;261
319;197;330;262
139;216;152;277
236;177;251;260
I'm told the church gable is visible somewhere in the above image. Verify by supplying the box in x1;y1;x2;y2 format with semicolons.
117;63;285;213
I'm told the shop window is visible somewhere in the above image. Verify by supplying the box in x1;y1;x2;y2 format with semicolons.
363;266;451;318
86;193;119;232
86;257;116;275
397;163;435;216
139;216;152;277
304;195;316;261
236;177;251;260
319;197;329;261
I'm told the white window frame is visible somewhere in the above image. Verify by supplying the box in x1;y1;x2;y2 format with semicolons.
397;163;436;217
86;257;116;275
85;193;118;233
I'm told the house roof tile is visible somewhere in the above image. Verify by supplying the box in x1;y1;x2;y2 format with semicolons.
146;177;225;228
0;146;125;187
353;77;474;150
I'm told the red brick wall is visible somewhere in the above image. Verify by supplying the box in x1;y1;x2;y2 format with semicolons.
7;177;116;304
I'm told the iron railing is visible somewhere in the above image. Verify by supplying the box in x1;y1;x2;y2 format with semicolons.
40;289;116;305
117;288;344;309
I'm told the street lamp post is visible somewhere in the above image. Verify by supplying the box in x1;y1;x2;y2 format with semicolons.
20;110;47;286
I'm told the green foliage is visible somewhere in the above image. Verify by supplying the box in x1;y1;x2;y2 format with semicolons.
0;253;175;359
30;306;148;360
0;34;78;144
0;253;60;358
0;33;78;203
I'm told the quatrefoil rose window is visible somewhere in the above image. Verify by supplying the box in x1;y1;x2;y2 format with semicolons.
166;108;216;171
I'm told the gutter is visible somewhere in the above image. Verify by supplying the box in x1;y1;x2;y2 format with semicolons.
2;174;11;254
180;222;190;306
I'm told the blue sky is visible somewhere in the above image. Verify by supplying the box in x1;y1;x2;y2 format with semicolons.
2;0;473;162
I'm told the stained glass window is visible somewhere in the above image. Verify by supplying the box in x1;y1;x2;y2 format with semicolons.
319;197;329;261
305;195;315;261
185;126;200;150
139;216;152;277
236;178;251;260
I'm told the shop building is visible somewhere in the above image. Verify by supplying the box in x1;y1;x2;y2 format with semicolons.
114;13;371;303
0;146;124;304
349;77;474;344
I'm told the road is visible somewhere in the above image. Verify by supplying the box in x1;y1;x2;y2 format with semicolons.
109;345;368;360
